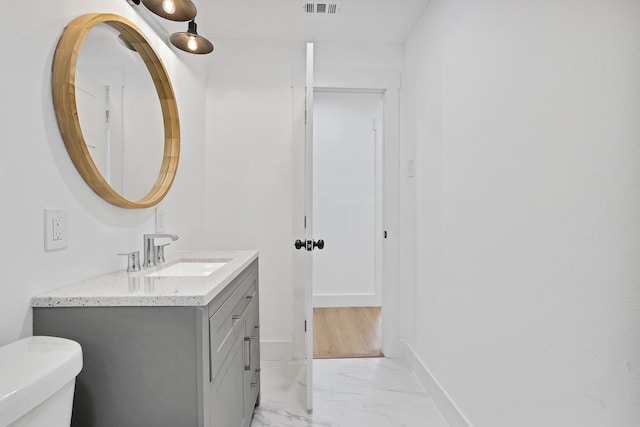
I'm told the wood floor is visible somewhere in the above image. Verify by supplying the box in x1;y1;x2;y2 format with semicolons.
313;306;383;359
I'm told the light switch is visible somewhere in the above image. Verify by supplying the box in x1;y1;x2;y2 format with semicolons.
155;207;166;233
407;159;416;178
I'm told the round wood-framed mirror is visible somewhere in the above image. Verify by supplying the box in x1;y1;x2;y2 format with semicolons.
52;13;180;209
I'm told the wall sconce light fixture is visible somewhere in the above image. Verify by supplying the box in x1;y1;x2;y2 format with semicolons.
127;0;214;54
170;20;213;54
140;0;197;21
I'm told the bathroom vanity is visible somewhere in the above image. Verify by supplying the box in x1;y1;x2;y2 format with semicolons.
32;250;260;427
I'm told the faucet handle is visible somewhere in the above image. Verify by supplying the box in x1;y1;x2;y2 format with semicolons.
118;251;141;272
155;243;171;264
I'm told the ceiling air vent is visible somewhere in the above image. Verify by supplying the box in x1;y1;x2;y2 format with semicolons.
303;2;340;15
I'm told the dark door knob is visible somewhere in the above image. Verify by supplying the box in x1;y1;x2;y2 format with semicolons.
295;239;324;250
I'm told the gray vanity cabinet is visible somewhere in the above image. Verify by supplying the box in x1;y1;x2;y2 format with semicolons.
32;259;260;427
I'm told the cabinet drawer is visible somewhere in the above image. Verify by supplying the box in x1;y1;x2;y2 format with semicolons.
209;270;257;379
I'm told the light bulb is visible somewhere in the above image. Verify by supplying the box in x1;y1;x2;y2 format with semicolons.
162;0;176;14
187;35;198;51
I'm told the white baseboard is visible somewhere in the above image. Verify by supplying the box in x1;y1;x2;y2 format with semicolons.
260;340;294;361
399;340;473;427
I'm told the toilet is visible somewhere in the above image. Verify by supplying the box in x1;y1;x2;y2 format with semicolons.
0;336;82;427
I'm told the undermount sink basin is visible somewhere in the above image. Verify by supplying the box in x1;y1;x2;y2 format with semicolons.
146;261;228;277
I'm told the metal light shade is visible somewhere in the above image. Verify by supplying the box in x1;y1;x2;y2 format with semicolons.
141;0;197;21
170;20;214;54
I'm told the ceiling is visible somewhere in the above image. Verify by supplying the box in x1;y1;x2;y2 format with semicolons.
157;0;430;44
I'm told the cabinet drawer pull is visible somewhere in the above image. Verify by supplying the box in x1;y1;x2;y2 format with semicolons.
250;382;258;387
246;295;253;300
244;336;251;371
232;314;241;325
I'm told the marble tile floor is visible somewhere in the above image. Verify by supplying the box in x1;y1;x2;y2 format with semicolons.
251;357;449;427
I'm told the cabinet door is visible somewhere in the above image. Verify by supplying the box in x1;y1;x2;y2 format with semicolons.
211;320;246;427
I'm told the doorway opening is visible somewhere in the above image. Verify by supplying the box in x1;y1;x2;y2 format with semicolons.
311;89;385;359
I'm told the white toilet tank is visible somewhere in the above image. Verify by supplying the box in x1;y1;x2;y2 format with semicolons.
0;336;82;427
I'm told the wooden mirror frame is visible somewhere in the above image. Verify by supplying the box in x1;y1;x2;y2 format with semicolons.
52;13;180;209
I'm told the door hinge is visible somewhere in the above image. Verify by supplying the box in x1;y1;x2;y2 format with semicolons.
304;320;307;332
304;215;307;228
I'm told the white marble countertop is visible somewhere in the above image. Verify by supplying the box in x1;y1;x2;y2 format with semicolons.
31;250;258;308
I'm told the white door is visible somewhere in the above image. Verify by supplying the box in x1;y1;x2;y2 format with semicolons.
302;42;319;412
292;41;318;414
312;90;384;308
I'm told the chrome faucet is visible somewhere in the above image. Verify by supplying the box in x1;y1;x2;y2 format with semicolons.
143;233;179;268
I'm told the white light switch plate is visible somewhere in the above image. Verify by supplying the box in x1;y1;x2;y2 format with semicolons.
155;207;165;233
45;209;68;251
407;159;416;178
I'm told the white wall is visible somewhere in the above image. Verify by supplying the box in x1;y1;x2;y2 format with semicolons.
204;40;403;359
0;0;208;346
400;1;640;426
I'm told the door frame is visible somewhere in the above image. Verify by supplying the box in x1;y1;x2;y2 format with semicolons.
292;63;401;361
312;69;401;358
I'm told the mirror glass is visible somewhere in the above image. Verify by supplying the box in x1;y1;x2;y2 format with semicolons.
75;23;164;202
